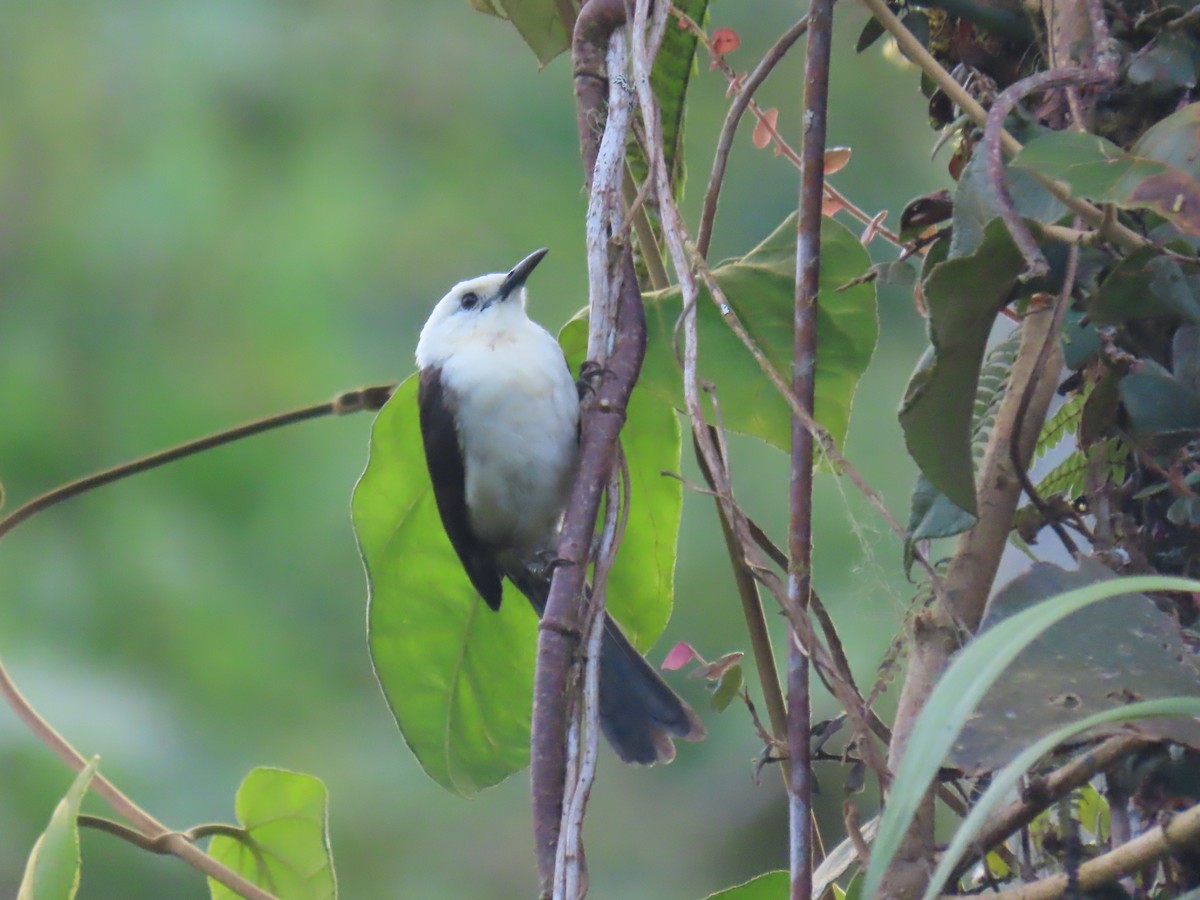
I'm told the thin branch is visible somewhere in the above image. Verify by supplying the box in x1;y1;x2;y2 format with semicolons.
78;815;249;854
788;1;835;893
696;14;810;258
944;798;1200;900
856;0;1145;254
0;384;397;900
692;429;790;783
1008;246;1087;556
622;167;670;291
0;661;276;900
0;385;395;544
948;734;1150;884
983;69;1114;280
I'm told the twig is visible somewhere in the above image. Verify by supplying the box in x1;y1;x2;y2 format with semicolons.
787;2;834;894
0;384;395;543
948;735;1149;884
78;815;249;854
983;69;1114;280
944;799;1200;900
696;14;810;258
1007;246;1090;556
0;384;395;900
621;168;669;291
692;429;790;784
0;662;276;900
856;0;1145;254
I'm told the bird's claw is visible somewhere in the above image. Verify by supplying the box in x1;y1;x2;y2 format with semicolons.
576;360;611;399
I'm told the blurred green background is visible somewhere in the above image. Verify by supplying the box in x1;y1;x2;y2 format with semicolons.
0;1;948;897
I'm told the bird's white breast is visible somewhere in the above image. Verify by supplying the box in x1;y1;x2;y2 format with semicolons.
440;320;579;556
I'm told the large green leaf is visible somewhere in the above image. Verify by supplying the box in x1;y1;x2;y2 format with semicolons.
353;372;682;794
606;214;877;453
1011;129;1200;240
468;0;576;66
950;559;1200;773
898;219;1024;514
208;768;335;900
354;377;537;796
860;572;1200;900
18;759;97;900
703;870;788;899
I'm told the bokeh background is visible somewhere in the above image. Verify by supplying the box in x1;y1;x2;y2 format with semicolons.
0;2;949;897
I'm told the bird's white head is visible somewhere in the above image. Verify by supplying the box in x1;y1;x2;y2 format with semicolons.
416;248;549;369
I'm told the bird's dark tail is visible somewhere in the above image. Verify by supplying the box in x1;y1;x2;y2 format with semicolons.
507;565;705;765
597;612;706;764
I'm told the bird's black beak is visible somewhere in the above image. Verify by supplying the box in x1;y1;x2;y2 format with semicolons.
498;248;549;301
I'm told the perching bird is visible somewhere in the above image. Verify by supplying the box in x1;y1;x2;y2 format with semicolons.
414;248;704;764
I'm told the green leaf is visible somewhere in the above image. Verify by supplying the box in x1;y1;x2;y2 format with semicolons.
950;559;1200;773
208;767;335;900
489;0;574;66
899;219;1024;514
905;473;976;548
925;697;1200;898
354;377;537;795
703;870;788;899
855;15;886;53
1076;784;1109;841
18;759;98;900
625;214;877;453
952;142;1065;258
1012;130;1200;241
1119;369;1200;442
627;0;708;200
1092;247;1200;325
860;572;1200;900
710;662;743;712
354;371;682;793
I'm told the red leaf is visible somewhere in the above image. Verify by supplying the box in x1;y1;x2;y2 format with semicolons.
753;107;779;149
662;641;701;671
711;27;740;55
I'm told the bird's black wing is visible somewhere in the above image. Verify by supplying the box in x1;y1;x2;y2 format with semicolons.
417;366;505;610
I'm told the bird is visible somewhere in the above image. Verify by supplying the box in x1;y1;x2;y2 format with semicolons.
414;248;705;764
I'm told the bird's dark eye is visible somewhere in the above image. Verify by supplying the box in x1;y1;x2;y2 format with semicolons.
460;292;480;310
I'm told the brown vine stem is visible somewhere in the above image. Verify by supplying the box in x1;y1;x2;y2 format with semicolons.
984;70;1113;280
788;0;835;894
0;383;395;899
532;0;646;889
0;384;395;544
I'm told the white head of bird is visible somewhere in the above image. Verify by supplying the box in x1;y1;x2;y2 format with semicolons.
415;247;549;370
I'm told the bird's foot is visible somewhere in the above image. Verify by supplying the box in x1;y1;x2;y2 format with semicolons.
576;360;611;399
